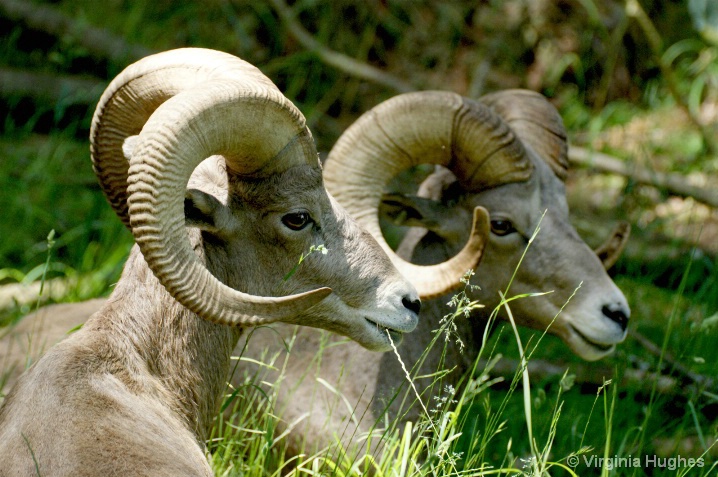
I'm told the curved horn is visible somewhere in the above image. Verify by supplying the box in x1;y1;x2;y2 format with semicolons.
595;221;631;270
90;48;281;228
91;48;330;326
324;91;532;298
481;90;569;181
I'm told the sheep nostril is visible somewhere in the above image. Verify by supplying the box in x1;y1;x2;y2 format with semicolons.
602;304;629;331
402;296;422;315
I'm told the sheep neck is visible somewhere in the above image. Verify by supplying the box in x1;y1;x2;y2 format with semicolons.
372;233;484;422
95;245;242;442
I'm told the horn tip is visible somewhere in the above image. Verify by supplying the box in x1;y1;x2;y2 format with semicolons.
307;287;333;303
469;206;490;256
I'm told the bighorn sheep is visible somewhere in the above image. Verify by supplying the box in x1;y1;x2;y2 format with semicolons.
0;49;502;476
330;90;631;362
0;89;630;464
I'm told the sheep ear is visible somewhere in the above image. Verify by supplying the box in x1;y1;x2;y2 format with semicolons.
381;193;445;230
594;221;631;270
184;189;226;233
122;135;140;162
125;137;226;234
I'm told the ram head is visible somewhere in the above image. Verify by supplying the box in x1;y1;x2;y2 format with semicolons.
324;90;630;360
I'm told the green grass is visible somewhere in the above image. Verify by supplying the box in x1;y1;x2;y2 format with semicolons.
196;264;717;476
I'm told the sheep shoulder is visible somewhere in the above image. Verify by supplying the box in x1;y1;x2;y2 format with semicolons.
0;299;106;393
0;313;212;477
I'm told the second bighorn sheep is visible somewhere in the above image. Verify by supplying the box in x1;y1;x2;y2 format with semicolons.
0;49;495;476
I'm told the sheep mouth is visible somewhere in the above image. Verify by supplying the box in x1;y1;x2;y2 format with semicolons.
365;318;405;344
570;325;615;352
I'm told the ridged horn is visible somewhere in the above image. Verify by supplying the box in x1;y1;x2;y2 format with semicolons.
595;221;631;270
91;48;281;228
324;91;532;298
481;90;569;181
91;48;331;326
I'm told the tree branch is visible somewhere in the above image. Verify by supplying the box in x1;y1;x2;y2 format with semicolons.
628;328;710;388
569;146;718;208
0;67;106;104
489;347;714;398
0;279;73;312
488;357;681;395
0;0;153;63
266;0;416;94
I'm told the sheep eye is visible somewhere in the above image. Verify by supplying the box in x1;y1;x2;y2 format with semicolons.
282;212;312;231
490;219;516;236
